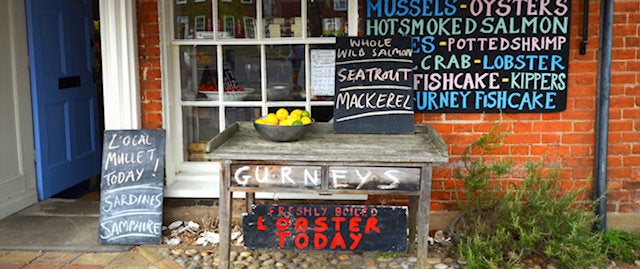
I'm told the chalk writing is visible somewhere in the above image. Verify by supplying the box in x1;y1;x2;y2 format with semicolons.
364;0;571;113
99;129;165;245
230;165;420;192
243;204;407;251
333;36;414;133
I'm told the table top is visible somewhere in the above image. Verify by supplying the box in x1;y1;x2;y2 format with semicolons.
205;122;448;164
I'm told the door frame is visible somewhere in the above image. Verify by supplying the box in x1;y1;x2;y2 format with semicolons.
0;0;37;219
99;0;141;130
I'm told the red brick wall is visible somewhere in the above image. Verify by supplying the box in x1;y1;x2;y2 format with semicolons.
136;1;640;213
416;0;640;213
137;0;163;129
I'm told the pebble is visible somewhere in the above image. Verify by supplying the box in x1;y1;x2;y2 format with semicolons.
185;249;199;256
433;263;448;269
168;220;183;230
239;251;252;258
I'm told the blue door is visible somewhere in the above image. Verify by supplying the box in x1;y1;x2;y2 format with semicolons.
26;0;101;200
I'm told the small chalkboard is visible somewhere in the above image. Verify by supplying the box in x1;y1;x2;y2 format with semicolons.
98;129;165;245
333;36;414;133
243;204;408;252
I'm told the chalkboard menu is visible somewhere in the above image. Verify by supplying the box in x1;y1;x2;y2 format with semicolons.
243;204;408;252
364;0;571;113
333;36;414;133
98;129;165;245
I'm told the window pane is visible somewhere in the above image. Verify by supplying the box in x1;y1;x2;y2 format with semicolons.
219;0;257;38
222;45;261;100
307;0;347;37
174;1;213;39
183;106;259;161
264;0;301;38
266;45;305;101
179;45;217;101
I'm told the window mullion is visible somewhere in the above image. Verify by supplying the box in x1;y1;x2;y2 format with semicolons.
260;44;268;115
256;0;263;40
216;44;226;130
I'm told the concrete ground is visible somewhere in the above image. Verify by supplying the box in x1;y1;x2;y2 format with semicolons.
0;198;180;268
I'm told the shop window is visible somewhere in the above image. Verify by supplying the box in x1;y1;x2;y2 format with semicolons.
170;0;352;163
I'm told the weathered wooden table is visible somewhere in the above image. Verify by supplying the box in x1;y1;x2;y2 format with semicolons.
206;122;448;268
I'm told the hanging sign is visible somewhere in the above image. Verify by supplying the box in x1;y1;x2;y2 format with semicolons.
333;36;414;133
98;129;166;245
364;0;571;113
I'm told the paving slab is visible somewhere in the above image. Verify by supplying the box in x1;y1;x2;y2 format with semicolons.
71;252;119;266
0;251;42;263
32;252;82;264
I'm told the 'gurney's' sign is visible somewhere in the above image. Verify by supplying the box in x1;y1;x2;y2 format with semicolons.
231;164;420;191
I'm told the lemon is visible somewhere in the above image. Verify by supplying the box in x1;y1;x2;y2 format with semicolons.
288;113;301;121
301;110;311;118
279;118;294;126
254;118;266;124
300;116;312;125
276;108;289;121
264;113;279;125
290;109;303;119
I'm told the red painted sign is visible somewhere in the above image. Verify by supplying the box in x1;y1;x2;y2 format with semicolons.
242;204;408;252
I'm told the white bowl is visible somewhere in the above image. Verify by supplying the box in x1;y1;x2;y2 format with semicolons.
267;85;291;100
199;90;250;101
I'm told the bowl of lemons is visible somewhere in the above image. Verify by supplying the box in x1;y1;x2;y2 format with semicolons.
253;108;313;142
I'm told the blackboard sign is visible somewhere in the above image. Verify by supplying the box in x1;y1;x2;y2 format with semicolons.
98;129;165;245
333;36;414;133
364;0;570;113
243;204;408;252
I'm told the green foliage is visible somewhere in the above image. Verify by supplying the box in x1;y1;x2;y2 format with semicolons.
602;229;640;262
452;123;607;268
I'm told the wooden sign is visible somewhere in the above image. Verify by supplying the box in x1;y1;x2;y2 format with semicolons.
98;129;165;245
243;204;408;252
333;36;414;133
230;164;420;192
364;0;570;113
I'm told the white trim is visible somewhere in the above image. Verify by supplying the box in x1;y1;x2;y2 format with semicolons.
0;0;37;219
159;0;179;187
99;0;141;130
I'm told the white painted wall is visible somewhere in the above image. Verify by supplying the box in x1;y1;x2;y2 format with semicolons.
0;0;38;219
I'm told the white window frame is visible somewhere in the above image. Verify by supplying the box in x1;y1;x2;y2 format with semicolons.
159;0;360;199
194;15;206;32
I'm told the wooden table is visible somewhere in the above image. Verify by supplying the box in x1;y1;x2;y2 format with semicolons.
206;122;448;268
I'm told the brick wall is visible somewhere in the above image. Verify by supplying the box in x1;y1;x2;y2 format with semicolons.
136;0;640;213
137;0;163;129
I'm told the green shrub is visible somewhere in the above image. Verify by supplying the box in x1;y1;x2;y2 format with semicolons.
452;123;607;268
602;229;640;262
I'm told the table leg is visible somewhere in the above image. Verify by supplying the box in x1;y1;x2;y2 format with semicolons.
246;192;255;213
219;161;232;269
408;196;418;254
417;165;432;269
